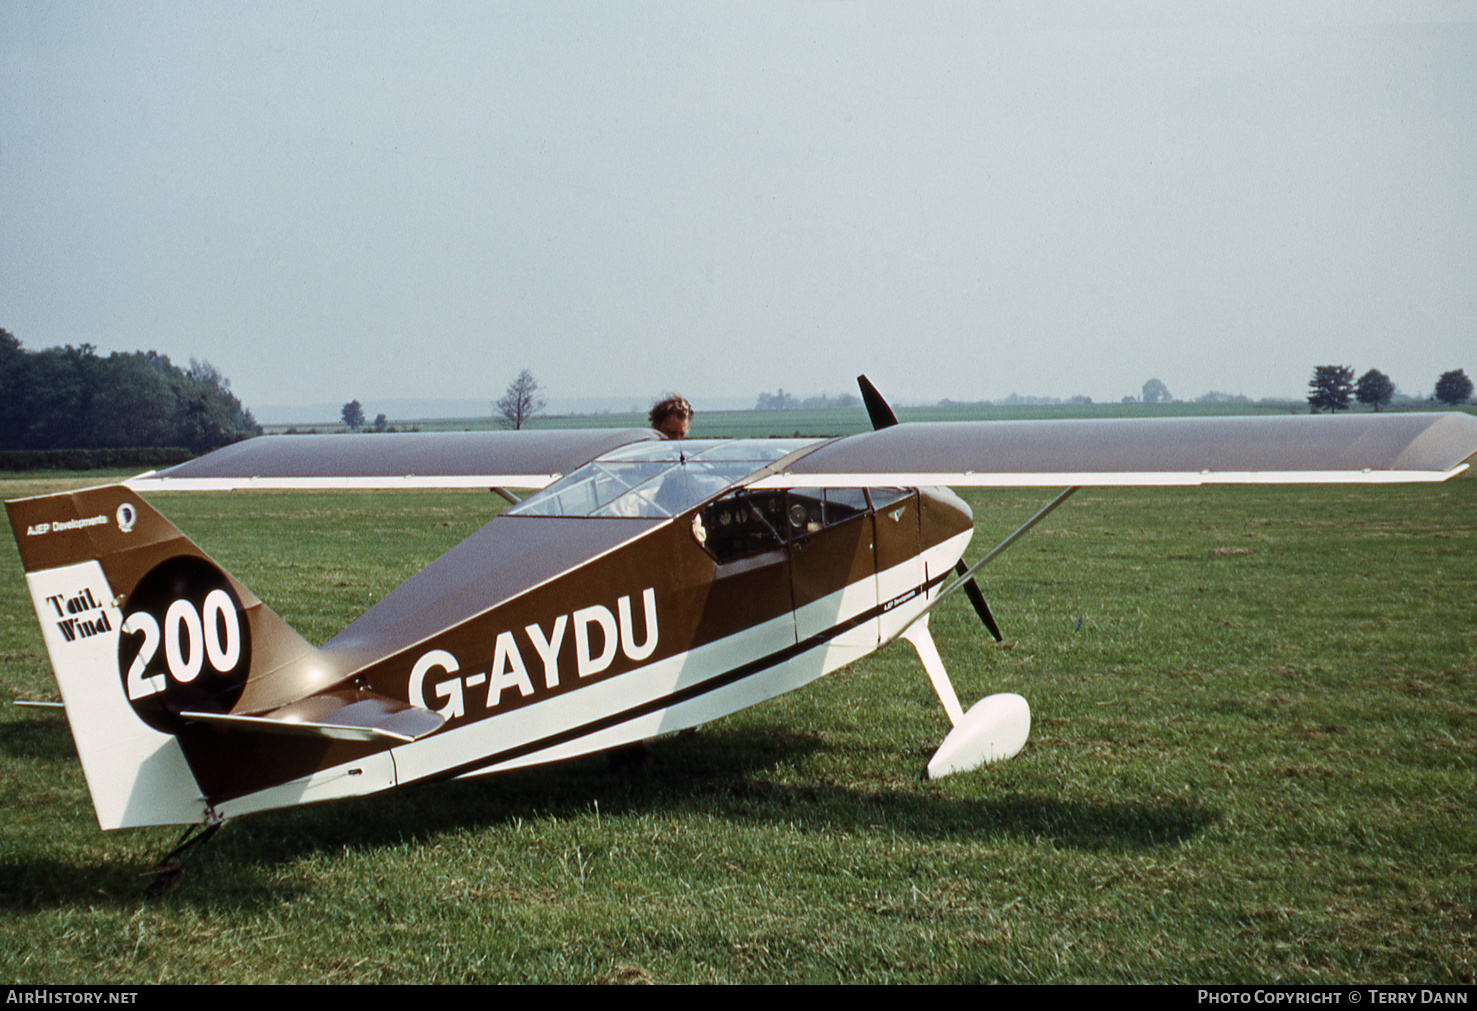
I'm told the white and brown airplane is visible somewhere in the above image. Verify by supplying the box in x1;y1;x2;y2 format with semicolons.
8;381;1477;844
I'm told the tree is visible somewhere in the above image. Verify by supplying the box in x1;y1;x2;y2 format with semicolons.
175;356;261;452
373;412;389;432
1142;378;1171;404
0;333;258;452
342;400;365;430
1435;369;1473;406
90;353;177;447
495;369;545;430
0;328;27;447
1307;365;1354;413
22;344;99;449
1355;369;1394;412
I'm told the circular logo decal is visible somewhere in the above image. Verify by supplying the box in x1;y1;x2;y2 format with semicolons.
117;556;252;732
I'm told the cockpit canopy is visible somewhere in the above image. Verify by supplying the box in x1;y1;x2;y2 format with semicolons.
504;439;821;519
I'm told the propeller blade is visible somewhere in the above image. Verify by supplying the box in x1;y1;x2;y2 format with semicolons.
954;559;1003;642
857;375;899;430
858;376;1000;641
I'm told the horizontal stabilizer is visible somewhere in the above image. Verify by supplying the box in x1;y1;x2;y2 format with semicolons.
182;691;444;743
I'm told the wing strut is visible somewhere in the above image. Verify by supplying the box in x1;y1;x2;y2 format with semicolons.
909;485;1080;636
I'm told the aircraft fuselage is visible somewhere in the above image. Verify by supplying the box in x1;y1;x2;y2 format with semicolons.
198;481;973;820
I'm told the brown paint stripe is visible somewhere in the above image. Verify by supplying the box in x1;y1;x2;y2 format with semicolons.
414;569;950;787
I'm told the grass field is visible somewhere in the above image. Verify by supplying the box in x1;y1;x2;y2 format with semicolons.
273;399;1474;440
0;469;1473;983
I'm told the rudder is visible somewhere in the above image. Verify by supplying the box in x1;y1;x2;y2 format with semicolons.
7;484;320;828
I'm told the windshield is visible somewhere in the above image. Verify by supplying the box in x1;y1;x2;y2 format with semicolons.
505;438;821;519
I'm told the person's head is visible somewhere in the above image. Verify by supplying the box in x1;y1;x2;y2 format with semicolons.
649;395;693;439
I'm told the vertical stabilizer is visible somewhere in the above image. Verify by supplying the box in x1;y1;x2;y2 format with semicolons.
7;485;321;828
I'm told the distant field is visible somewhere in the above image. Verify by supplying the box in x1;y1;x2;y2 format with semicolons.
267;399;1473;440
0;467;1472;983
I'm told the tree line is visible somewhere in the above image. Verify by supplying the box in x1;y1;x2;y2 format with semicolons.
0;329;260;453
1307;366;1472;412
754;390;861;411
339;400;391;432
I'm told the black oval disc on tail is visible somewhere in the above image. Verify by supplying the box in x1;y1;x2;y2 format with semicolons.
118;556;252;732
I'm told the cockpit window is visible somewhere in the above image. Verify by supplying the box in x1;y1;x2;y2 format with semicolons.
506;439;819;519
785;487;869;534
696;491;786;561
695;487;871;563
589;461;751;518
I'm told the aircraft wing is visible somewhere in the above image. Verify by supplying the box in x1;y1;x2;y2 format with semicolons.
750;412;1477;488
127;428;662;491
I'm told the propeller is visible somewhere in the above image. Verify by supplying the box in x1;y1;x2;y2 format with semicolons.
857;374;899;430
955;559;1003;642
857;374;1003;642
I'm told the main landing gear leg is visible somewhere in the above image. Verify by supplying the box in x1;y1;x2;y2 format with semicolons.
902;617;1031;780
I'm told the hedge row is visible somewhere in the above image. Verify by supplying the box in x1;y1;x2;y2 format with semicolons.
0;447;193;472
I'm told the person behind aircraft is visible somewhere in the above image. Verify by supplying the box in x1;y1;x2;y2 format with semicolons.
649;395;693;439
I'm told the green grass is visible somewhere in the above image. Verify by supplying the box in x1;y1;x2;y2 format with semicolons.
0;473;1472;983
277;400;1477;440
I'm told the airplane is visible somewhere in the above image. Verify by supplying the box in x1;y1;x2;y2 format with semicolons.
7;380;1477;872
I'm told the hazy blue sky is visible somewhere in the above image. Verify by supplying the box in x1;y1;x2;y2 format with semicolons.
4;2;1474;414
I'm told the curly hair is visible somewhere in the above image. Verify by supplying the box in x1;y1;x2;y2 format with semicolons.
648;395;693;430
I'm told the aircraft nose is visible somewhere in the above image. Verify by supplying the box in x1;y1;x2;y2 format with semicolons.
918;486;974;548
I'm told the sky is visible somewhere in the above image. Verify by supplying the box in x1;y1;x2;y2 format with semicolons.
3;1;1474;416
